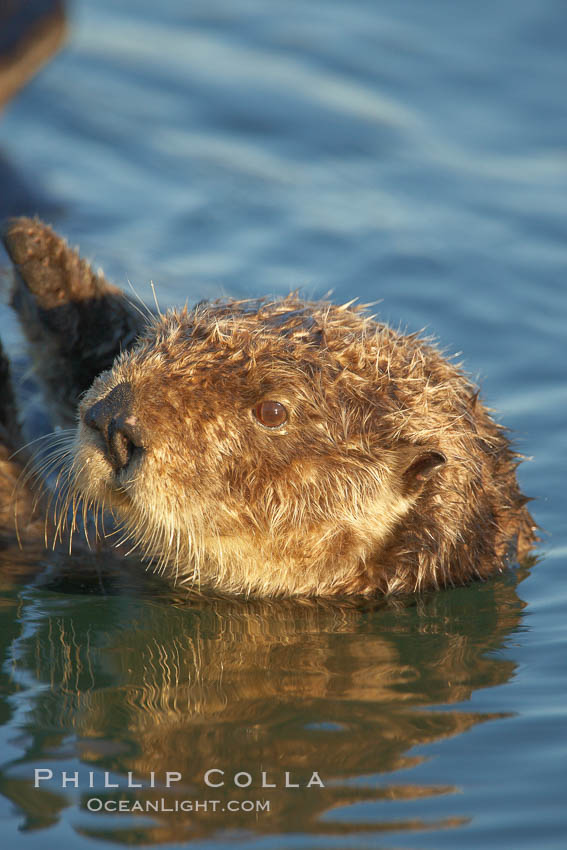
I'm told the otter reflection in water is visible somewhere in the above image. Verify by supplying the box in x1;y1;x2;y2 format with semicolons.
0;560;530;842
0;218;535;597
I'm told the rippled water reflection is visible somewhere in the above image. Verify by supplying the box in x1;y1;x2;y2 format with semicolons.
0;557;532;844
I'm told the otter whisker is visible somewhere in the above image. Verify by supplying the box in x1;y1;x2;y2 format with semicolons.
125;279;156;323
51;478;72;548
81;496;92;549
174;527;181;586
121;534;144;559
102;523;127;541
68;490;80;554
12;431;76;548
149;280;163;319
14;436;73;495
100;498;111;541
47;452;83;547
8;428;76;463
110;521;134;550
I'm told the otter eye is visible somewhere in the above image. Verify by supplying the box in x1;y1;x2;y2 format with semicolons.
253;401;287;428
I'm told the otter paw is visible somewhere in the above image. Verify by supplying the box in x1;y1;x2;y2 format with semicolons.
2;218;148;426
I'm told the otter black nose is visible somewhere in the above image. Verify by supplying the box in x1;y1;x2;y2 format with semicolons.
83;382;144;473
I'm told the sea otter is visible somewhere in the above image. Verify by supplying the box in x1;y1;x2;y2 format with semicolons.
0;218;536;596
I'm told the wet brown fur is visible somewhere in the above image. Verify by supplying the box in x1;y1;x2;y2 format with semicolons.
1;218;537;596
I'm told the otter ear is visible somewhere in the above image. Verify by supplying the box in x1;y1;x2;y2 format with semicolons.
402;450;446;496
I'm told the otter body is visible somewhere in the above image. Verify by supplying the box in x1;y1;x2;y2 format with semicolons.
1;219;536;596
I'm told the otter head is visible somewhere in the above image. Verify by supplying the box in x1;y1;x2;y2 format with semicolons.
72;297;448;597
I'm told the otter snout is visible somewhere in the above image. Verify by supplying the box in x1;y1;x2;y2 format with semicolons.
83;382;144;473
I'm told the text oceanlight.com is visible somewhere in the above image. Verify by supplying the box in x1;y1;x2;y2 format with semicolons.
86;798;271;813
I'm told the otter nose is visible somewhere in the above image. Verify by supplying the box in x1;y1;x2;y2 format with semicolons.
83;382;144;473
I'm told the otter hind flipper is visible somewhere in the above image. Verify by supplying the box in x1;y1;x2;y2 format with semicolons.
2;217;148;427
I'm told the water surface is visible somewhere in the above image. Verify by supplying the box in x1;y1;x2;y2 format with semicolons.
0;1;565;847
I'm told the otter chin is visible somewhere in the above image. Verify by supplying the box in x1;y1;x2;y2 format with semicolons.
1;219;536;597
69;295;535;598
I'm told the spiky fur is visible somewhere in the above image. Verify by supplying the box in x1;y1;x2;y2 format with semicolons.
71;296;536;596
1;218;536;597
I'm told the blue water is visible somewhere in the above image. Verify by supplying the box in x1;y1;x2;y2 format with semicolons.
0;1;565;847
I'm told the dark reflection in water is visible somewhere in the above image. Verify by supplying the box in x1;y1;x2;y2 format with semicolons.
0;554;530;844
